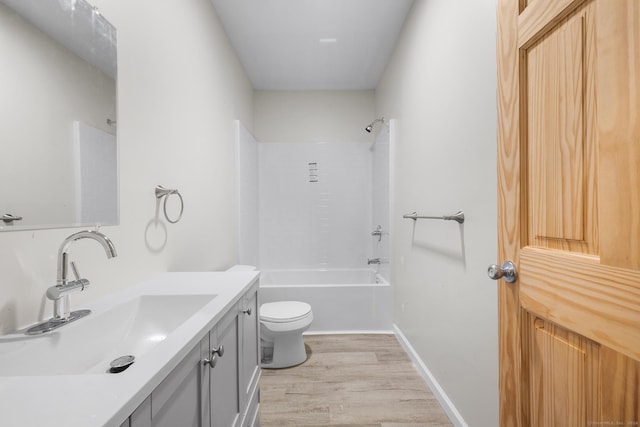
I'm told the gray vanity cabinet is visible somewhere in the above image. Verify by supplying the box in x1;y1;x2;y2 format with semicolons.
240;290;260;419
207;306;241;427
126;283;260;427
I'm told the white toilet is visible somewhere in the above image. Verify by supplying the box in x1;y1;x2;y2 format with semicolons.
260;300;313;369
226;265;313;369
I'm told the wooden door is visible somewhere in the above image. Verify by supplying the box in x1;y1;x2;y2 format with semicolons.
497;0;640;425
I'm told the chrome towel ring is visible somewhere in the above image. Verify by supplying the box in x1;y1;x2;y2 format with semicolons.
155;185;184;224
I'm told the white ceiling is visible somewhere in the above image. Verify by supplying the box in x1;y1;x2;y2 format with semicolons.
210;0;415;91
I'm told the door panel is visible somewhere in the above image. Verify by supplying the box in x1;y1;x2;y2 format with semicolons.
597;0;640;270
497;0;640;425
525;5;598;254
520;247;640;360
600;347;640;422
525;314;600;426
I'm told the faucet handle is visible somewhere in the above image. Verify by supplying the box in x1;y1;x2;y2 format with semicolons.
70;261;81;281
46;278;90;300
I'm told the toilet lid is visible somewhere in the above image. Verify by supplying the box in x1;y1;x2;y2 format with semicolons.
260;301;312;323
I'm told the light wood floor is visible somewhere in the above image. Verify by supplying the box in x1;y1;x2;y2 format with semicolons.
259;334;453;427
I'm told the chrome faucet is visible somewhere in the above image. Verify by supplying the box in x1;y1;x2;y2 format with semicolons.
57;230;117;286
26;230;117;335
51;230;117;319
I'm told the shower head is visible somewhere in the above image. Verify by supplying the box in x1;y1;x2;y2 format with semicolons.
365;117;385;133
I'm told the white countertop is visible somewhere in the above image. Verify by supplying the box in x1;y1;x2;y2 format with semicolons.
0;271;259;427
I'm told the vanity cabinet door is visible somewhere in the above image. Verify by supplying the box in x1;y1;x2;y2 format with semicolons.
129;396;151;427
130;340;208;427
152;342;206;427
240;290;260;407
210;308;241;427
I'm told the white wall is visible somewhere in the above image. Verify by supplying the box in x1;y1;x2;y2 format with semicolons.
0;0;253;334
254;91;375;144
376;0;498;425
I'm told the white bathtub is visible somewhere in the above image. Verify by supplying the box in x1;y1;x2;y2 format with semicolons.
258;268;393;333
260;268;388;286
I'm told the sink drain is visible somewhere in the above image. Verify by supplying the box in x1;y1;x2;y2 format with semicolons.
109;355;135;373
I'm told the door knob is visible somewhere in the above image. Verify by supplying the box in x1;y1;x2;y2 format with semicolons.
487;261;517;283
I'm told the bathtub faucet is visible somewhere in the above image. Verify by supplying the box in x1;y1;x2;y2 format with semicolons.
367;258;381;265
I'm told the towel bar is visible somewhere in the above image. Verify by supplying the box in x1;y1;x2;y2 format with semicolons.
402;211;464;224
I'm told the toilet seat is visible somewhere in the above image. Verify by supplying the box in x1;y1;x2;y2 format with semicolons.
260;301;312;323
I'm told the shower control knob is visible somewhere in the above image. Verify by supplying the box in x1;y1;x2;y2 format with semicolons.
488;261;518;283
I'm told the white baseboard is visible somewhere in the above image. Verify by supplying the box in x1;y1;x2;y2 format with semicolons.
393;325;468;427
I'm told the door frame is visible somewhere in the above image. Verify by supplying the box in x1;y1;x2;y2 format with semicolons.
496;0;523;424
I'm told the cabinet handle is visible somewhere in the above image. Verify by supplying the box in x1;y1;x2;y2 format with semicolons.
212;345;224;357
203;353;217;369
203;346;224;369
242;307;252;316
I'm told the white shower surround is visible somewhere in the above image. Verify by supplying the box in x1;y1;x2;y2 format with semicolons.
235;120;393;333
258;141;372;269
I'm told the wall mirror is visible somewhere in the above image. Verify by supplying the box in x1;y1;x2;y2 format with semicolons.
0;0;118;232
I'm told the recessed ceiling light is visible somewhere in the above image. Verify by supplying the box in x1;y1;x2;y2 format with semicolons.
319;38;338;43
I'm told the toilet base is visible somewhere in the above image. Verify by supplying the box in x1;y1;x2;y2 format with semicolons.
261;333;308;369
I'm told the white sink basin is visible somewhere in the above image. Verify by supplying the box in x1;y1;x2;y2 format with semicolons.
0;294;216;376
